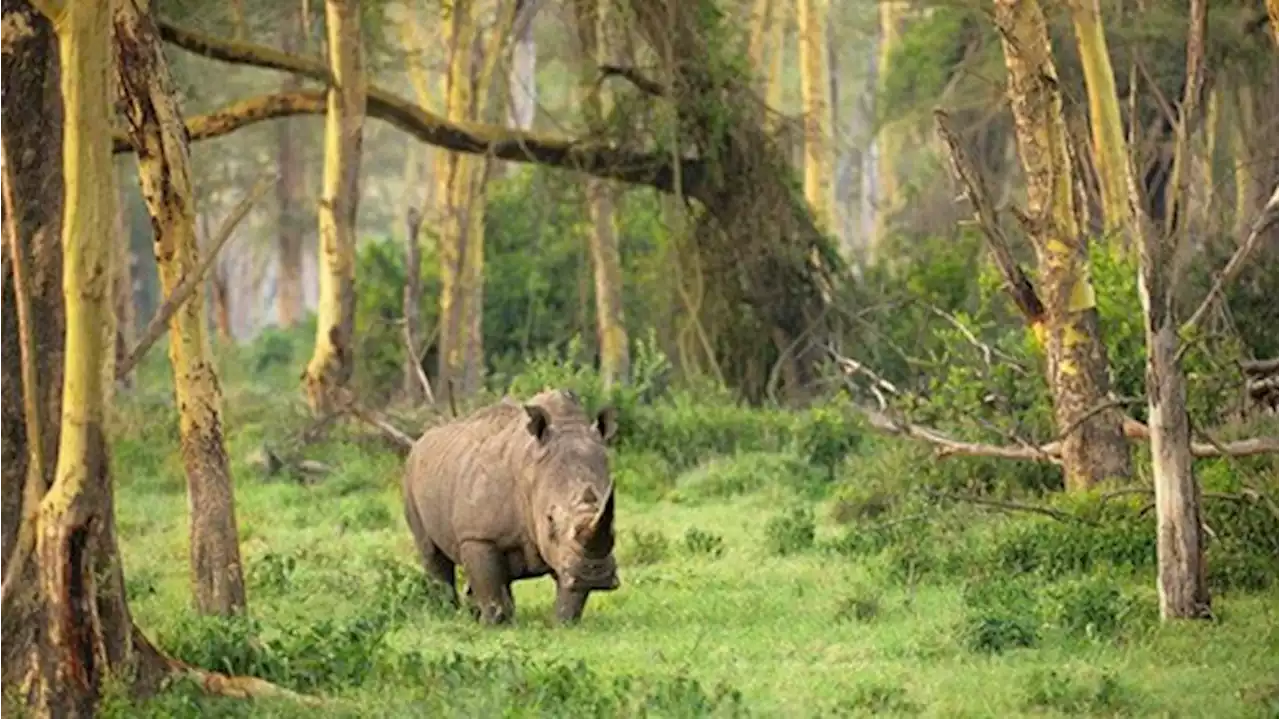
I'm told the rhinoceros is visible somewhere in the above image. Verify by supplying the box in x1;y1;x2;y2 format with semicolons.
402;389;620;624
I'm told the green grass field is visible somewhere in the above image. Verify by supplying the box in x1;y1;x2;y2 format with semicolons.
94;364;1279;718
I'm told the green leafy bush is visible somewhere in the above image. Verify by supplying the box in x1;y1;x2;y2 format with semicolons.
958;576;1041;654
682;527;726;558
671;452;822;504
619;528;670;566
764;507;816;556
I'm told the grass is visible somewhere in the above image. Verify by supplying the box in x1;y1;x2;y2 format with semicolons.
94;356;1279;717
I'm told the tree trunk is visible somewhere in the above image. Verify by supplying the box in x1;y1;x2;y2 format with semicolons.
575;0;630;390
1140;0;1211;620
2;0;65;590
1068;0;1133;248
275;4;307;328
303;0;366;414
872;0;904;258
4;2;170;714
113;0;248;617
1229;85;1254;243
402;206;427;403
993;0;1132;491
436;0;515;403
114;162;137;388
797;0;834;235
508;0;538;131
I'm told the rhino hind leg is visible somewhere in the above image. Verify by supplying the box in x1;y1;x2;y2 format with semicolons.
459;541;515;625
405;502;459;606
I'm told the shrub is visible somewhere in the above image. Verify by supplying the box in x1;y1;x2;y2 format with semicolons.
959;576;1041;654
834;587;882;624
246;550;299;596
1046;575;1154;640
619;528;670;566
764;507;816;556
611;450;676;503
671;452;821;504
682;527;726;558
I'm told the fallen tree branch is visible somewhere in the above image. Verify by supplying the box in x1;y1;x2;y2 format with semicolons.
1181;185;1280;336
116;172;272;380
924;488;1094;524
934;109;1046;329
330;388;416;452
138;22;699;194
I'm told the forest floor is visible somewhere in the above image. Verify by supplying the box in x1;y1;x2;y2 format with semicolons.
94;350;1278;718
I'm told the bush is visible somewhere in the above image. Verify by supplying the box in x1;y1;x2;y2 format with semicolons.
834;587;882;624
682;527;727;558
619;528;670;566
764;507;816;556
671;452;821;504
611;450;676;502
1046;575;1154;641
958;576;1041;654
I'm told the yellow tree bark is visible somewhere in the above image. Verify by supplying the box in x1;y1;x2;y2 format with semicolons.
303;0;366;414
872;0;905;258
1228;83;1259;235
25;0;142;711
435;0;515;403
797;0;835;234
1068;0;1133;247
575;0;630;389
993;0;1132;492
113;0;247;616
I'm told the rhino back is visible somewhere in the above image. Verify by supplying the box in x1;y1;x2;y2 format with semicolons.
403;400;535;560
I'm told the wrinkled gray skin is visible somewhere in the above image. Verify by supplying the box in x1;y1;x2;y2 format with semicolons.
402;389;620;625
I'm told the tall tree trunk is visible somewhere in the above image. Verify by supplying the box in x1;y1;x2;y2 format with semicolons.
114;162;136;388
113;0;247;617
508;0;538;131
303;0;366;414
436;0;514;403
1140;0;1210;620
1068;0;1133;248
797;0;835;235
993;0;1132;491
1;0;65;686
764;0;787;123
36;0;133;704
1228;83;1259;240
575;0;630;389
872;0;904;259
275;4;307;328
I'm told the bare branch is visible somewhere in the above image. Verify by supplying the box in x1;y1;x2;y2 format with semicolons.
934;109;1046;329
146;22;700;195
1181;186;1280;335
924;489;1094;524
117;172;272;380
599;64;667;96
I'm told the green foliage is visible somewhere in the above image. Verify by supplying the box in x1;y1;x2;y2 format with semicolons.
834;587;883;624
619;528;670;566
959;576;1041;654
672;452;823;504
764;507;817;556
1021;669;1139;716
1046;575;1155;641
830;681;922;715
681;527;726;559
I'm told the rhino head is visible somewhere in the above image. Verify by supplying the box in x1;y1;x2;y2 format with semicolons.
522;399;620;623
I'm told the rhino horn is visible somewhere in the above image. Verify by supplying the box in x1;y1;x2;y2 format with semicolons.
574;488;615;550
594;406;618;444
524;404;552;443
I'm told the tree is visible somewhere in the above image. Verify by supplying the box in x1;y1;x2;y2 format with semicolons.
302;0;366;414
435;0;517;404
797;0;835;235
113;0;247;616
508;0;539;131
575;0;630;390
1067;0;1133;248
275;1;308;329
1137;0;1211;620
991;0;1132;491
142;3;844;402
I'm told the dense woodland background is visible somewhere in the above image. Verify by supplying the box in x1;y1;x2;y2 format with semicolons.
1;0;1278;715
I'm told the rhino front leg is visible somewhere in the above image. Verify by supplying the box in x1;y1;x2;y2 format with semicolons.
459;541;515;625
554;583;590;624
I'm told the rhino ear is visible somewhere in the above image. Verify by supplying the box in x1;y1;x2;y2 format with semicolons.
524;404;552;443
594;406;618;444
